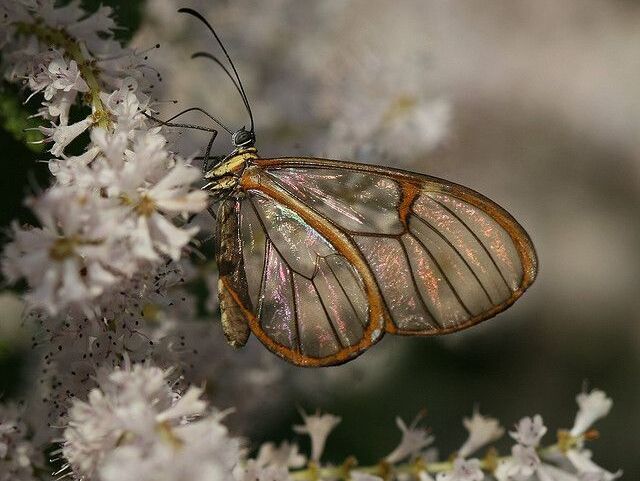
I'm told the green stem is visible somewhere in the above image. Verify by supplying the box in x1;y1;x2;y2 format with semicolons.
14;21;111;129
287;436;578;481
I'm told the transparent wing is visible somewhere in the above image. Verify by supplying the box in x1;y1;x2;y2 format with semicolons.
248;158;537;337
235;187;386;367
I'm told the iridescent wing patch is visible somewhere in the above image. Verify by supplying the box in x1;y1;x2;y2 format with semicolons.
217;157;537;366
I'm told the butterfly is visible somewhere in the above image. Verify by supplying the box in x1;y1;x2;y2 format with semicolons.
162;9;538;367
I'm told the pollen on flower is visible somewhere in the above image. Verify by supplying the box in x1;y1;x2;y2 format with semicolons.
135;194;157;217
48;236;77;260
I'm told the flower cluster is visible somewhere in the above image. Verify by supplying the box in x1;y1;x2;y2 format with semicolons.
63;361;620;481
247;389;618;481
493;390;619;481
0;403;38;481
0;0;282;453
1;0;208;316
62;360;241;481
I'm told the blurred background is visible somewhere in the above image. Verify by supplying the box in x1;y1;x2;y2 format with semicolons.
2;0;638;478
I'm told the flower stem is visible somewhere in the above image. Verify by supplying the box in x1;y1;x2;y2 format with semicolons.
288;436;579;480
15;21;111;129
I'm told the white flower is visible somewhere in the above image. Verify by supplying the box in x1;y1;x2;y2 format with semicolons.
570;390;612;436
2;187;125;314
45;90;78;126
110;154;207;261
565;449;622;481
48;57;89;95
156;385;207;422
39;0;84;29
458;409;504;459
91;127;129;167
63;363;173;477
436;458;484;481
102;82;147;132
99;415;240;481
509;415;547;447
494;445;541;481
293;410;341;462
535;463;581;481
66;5;116;52
39;116;93;156
63;362;240;481
235;460;290;481
255;441;307;468
385;414;434;463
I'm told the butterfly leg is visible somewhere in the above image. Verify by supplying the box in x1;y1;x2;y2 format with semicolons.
141;110;218;134
140;108;223;175
142;106;230;133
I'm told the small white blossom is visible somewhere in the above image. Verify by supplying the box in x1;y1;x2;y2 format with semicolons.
39;115;94;156
509;415;547;447
458;409;504;459
255;441;307;468
385;414;434;463
570;390;612;436
436;458;484;481
565;450;622;481
235;460;290;481
535;463;581;481
66;5;117;52
48;56;89;95
293;410;341;462
495;445;541;481
236;440;303;481
101;83;148;132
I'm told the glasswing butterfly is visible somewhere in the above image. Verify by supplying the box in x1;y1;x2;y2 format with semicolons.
162;9;537;367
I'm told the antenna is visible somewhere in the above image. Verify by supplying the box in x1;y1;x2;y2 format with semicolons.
178;8;255;134
191;51;252;120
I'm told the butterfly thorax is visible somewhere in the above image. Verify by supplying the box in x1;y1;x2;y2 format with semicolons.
203;146;258;195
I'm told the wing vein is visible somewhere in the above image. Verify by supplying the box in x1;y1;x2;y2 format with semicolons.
429;196;511;292
289;270;302;353
256;241;271;320
324;254;366;327
311;278;345;348
248;195;314;281
399;237;442;329
411;213;493;305
407;229;473;317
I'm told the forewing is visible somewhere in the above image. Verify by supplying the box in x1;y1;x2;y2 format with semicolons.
252;157;537;336
234;177;386;366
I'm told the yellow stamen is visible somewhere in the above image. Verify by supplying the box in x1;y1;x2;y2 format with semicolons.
49;237;76;260
135;194;156;217
156;420;184;449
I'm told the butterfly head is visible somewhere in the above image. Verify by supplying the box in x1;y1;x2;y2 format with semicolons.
232;127;255;149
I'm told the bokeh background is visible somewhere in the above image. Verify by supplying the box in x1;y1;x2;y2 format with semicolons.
2;0;638;478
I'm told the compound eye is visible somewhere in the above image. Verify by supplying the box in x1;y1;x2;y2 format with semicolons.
232;128;255;147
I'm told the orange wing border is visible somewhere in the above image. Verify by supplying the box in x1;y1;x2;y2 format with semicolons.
254;157;538;338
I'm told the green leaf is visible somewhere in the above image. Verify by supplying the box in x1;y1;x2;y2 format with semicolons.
0;85;44;152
